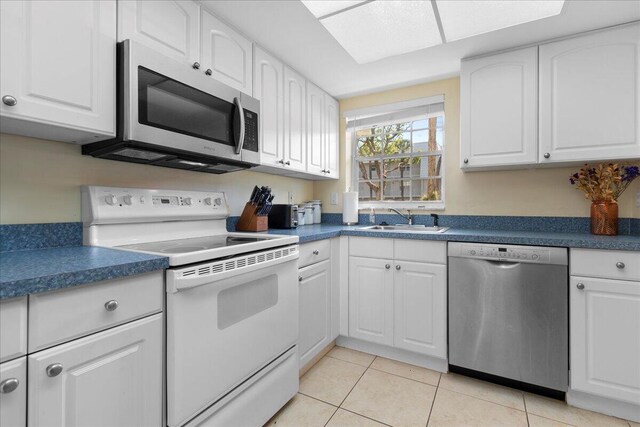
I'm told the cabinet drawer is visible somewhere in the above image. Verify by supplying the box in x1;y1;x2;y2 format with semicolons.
0;296;28;363
0;356;27;427
571;249;640;281
394;240;446;264
29;271;163;352
299;239;331;268
349;236;394;259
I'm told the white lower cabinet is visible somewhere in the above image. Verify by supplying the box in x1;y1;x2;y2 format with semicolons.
394;261;446;357
298;259;332;368
0;356;27;427
27;314;163;427
348;238;447;359
570;276;640;404
348;257;394;346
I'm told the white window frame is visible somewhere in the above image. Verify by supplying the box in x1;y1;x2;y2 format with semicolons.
347;96;446;211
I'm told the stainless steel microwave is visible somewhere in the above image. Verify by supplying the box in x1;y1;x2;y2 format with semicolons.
83;40;259;174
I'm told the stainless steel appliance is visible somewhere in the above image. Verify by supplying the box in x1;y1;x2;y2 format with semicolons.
83;40;260;174
268;204;299;229
82;186;299;427
448;242;569;396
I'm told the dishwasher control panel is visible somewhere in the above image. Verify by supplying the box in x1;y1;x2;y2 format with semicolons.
448;242;567;265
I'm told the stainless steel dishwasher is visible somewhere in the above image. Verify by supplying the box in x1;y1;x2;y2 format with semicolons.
448;242;568;396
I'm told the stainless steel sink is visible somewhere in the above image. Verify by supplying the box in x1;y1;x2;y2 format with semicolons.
358;224;449;233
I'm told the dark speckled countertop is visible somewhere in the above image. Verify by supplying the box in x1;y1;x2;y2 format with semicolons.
268;224;640;250
0;246;169;300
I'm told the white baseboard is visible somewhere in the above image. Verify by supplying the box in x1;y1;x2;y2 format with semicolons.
336;336;448;373
567;389;640;423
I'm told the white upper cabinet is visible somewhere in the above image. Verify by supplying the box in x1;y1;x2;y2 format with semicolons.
254;46;284;168
284;66;307;172
0;0;116;143
325;95;340;178
200;8;253;95
461;47;538;169
539;23;640;163
306;81;326;176
118;0;200;65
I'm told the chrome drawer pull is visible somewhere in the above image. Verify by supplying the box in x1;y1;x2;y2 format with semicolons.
2;95;17;106
104;300;119;311
313;250;319;255
616;262;625;269
0;378;19;393
576;283;585;290
385;264;390;269
298;276;302;282
396;265;401;270
46;363;63;377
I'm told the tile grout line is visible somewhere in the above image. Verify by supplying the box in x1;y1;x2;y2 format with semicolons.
339;407;395;427
435;385;528;413
523;393;530;427
336;358;370;408
367;366;440;387
322;405;340;427
425;385;439;427
297;391;340;408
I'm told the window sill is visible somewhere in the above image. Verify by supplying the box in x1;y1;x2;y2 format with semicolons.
358;201;445;211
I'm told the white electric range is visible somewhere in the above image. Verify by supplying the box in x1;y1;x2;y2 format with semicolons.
82;186;300;427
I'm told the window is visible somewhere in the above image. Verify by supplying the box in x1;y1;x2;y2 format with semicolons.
348;96;445;208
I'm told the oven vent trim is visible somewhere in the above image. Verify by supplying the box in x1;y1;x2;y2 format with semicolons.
178;245;298;278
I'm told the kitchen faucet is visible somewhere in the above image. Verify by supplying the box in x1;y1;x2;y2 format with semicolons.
389;208;413;225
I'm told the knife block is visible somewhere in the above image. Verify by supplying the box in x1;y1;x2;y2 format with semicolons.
235;203;268;232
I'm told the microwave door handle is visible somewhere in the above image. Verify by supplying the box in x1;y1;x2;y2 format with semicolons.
233;97;245;155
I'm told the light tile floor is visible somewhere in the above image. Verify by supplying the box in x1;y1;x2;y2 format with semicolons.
266;346;636;427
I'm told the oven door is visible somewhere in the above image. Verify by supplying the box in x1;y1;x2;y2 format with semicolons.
166;247;298;427
121;40;260;164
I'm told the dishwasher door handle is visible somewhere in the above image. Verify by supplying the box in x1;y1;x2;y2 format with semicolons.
485;260;522;268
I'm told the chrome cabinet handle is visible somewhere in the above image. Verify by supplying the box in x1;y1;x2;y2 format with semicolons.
395;265;401;270
278;159;285;164
385;264;390;269
313;250;319;255
46;363;63;377
616;262;625;269
205;69;212;76
544;153;551;159
0;378;19;393
2;95;17;106
104;300;118;311
463;158;469;164
192;62;200;69
285;161;290;166
233;97;245;155
298;276;302;282
576;283;585;290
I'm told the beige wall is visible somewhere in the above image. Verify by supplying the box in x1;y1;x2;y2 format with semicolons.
0;134;314;224
315;77;640;218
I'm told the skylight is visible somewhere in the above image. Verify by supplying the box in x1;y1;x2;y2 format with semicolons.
435;0;566;42
301;0;566;64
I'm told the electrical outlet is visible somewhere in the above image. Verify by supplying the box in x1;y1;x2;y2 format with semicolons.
288;192;294;204
636;191;640;208
330;192;339;205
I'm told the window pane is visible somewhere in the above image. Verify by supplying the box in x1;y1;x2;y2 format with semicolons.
356;136;383;157
436;116;444;127
412;119;428;130
412;155;442;178
357;160;382;180
382;180;411;201
358;181;381;201
413;128;443;152
411;178;442;201
383;158;411;179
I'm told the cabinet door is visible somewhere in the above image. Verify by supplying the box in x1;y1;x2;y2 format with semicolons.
254;47;284;168
0;0;115;142
118;0;200;64
394;261;446;357
200;7;252;95
28;314;163;427
324;94;340;178
306;81;326;175
460;47;538;168
349;257;394;346
284;66;307;172
0;357;26;427
570;276;640;404
298;260;331;368
539;24;640;163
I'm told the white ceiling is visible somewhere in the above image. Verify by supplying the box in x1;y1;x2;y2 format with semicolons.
202;1;640;99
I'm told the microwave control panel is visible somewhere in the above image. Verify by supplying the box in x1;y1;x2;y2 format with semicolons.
243;109;259;152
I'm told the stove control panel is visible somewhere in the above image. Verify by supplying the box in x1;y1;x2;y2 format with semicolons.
82;186;230;225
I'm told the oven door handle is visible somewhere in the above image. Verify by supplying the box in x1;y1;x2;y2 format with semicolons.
233;97;245;155
167;251;298;293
